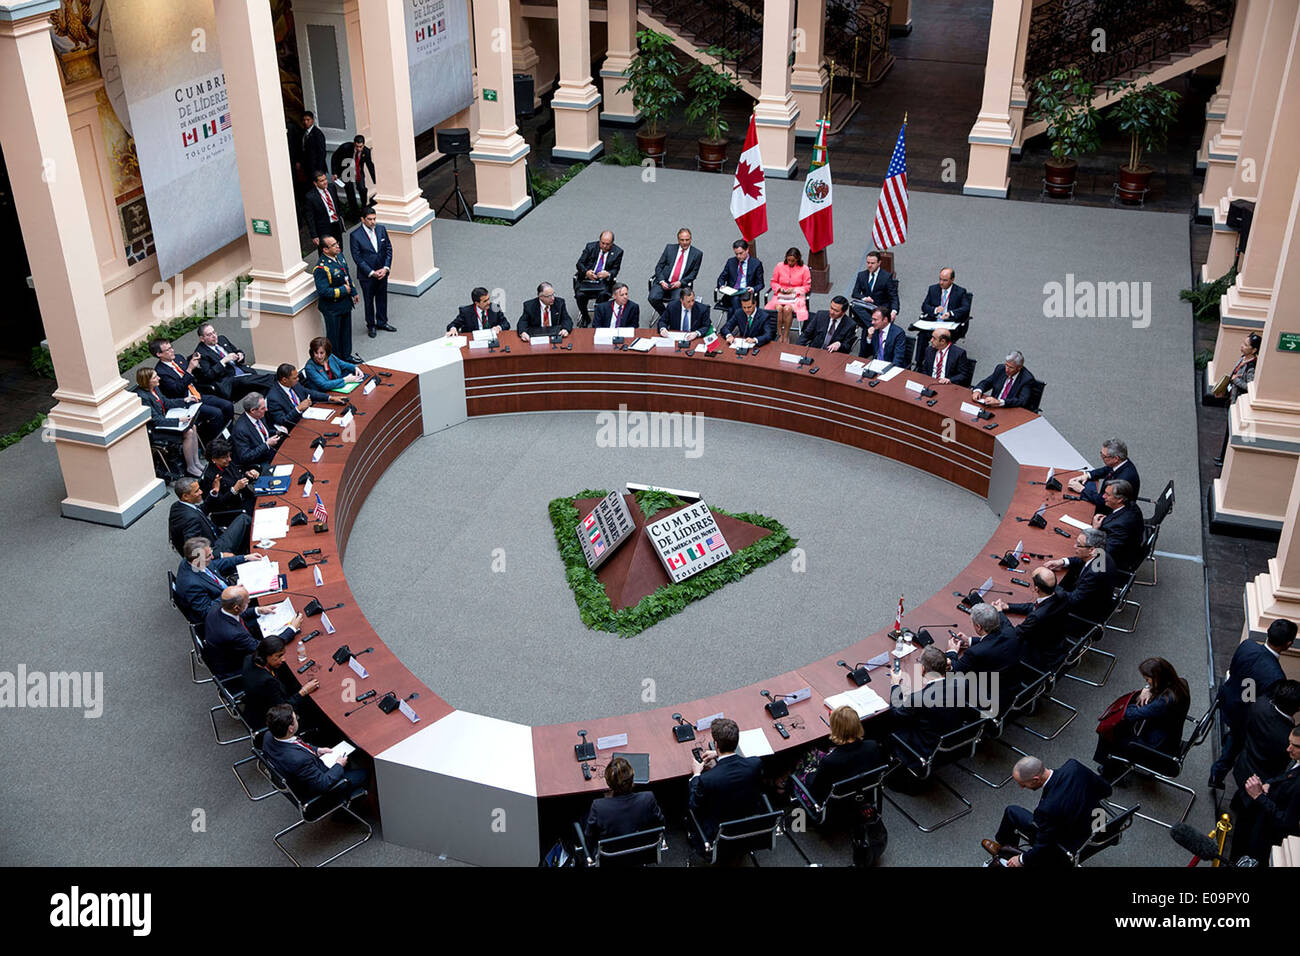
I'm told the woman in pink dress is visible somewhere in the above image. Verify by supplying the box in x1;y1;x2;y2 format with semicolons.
767;247;811;343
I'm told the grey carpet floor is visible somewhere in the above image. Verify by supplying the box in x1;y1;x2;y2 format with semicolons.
2;164;1212;866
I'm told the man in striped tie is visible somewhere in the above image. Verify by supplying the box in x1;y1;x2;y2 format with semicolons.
149;338;232;444
262;704;368;797
973;350;1039;409
573;230;623;326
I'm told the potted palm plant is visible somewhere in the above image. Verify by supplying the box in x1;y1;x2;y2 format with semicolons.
685;45;742;172
1028;66;1102;198
617;29;685;166
1109;77;1181;204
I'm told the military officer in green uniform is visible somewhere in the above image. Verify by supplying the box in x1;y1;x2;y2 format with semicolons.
314;236;359;361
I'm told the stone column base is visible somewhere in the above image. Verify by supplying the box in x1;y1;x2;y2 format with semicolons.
790;67;827;138
599;61;641;125
1199;145;1239;219
243;266;326;370
47;389;167;527
963;137;1013;198
470;134;533;221
1212;433;1299;535
375;192;440;296
552;87;604;162
754;99;799;178
1245;564;1300;639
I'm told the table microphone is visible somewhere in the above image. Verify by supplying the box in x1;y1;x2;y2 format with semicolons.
258;545;324;571
909;623;960;647
280;590;344;617
1170;822;1255;867
329;645;373;672
352;356;393;379
761;689;792;718
257;495;311;526
1016;498;1081;527
671;713;696;742
837;660;871;686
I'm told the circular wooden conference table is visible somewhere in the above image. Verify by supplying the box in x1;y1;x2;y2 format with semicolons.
259;327;1091;865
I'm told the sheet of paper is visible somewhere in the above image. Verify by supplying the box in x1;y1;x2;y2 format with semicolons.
271;464;294;478
845;361;867;376
236;559;280;597
300;407;333;421
255;597;296;635
866;359;892;373
320;741;356;769
440;335;467;348
664;330;691;341
593;328;617;344
737;728;774;758
717;285;738;295
165;407;196;420
878;365;905;381
913;319;959;331
471;329;496;341
1060;513;1093;531
650;337;676;349
250;506;289;541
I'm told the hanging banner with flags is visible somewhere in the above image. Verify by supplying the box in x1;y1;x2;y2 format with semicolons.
870;119;909;251
798;117;834;253
730;115;768;241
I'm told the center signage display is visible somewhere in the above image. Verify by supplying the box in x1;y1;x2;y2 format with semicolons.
576;491;636;569
646;500;732;583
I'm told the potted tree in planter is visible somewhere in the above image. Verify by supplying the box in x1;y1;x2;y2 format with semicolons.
685;45;742;172
617;29;685;166
1028;66;1102;198
1109;77;1181;204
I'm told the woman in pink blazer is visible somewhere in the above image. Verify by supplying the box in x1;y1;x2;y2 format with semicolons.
767;247;812;343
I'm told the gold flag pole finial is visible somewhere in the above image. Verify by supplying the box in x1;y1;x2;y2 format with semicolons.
903;111;908;124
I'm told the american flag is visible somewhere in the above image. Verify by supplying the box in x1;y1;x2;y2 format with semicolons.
312;493;328;523
870;122;908;249
219;112;231;131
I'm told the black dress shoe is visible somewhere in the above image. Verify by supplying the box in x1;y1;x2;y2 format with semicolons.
377;323;398;332
1212;457;1224;467
367;328;377;338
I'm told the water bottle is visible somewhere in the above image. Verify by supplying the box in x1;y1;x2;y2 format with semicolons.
892;633;905;674
297;640;306;663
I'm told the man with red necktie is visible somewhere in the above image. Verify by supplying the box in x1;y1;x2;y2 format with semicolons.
306;170;345;249
973;350;1038;409
262;704;368;798
229;392;283;472
518;282;574;342
448;287;510;335
649;227;703;316
914;328;972;386
149;338;232;443
592;283;642;328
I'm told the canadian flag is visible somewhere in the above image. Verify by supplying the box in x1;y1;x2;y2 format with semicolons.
730;115;768;241
798;118;834;253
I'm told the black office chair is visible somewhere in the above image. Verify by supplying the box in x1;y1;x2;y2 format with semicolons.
167;570;179;611
1106;699;1218;828
232;728;279;802
1011;651;1081;741
1024;379;1046;413
954;291;973;342
187;621;214;686
688;795;785;865
956;670;1051;789
885;715;987;832
1005;798;1139;866
208;667;252;747
257;740;373;867
789;763;890;828
1105;566;1143;634
1061;617;1117;688
571;822;667;867
1135;480;1175;587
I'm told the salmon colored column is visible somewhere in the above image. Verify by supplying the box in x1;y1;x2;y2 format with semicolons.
0;0;164;526
754;0;798;178
963;0;1023;198
789;0;826;139
551;0;603;162
1244;456;1300;680
1197;0;1250;169
599;0;640;124
469;0;532;220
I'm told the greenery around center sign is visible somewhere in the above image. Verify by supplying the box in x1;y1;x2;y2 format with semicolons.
548;488;797;637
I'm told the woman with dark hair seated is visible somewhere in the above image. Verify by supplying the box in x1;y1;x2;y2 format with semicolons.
583;756;665;851
1094;656;1191;782
301;336;366;393
239;634;323;735
794;704;885;809
136;367;204;477
1215;332;1261;466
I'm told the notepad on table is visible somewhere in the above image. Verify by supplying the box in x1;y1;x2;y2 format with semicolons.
331;382;359;394
300;406;334;421
737;728;774;758
1060;513;1093;531
824;685;889;720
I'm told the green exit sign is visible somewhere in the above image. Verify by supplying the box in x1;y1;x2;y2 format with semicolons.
483;88;498;102
1279;332;1300;353
251;218;271;236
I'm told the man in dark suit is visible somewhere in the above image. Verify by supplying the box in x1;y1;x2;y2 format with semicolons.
715;239;765;311
262;704;367;798
1231;681;1300;792
915;328;972;386
229;392;282;472
1092;480;1144;572
857;308;907;364
1231;726;1300;864
888;647;979;769
299;112;327;189
973;350;1037;409
799;295;858;353
201;438;258;518
992;755;1113;867
1210;618;1298;788
266;363;341;431
850;250;898;321
649;228;703;316
573;230;623;325
689;717;765;846
919;267;970;326
174;537;257;624
448;287;510;335
1045;528;1120;625
192;323;275;401
656;286;711;341
149;338;232;444
314;235;358;362
948;603;1025;717
993;568;1070;674
306;170;345;250
518;282;574;342
349;208;396;338
1068;439;1140;514
583;756;665;852
333;135;376;214
592;283;640;328
168;476;252;557
203;586;304;679
721;290;775;347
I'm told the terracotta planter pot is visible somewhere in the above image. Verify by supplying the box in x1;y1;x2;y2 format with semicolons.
697;138;729;173
1117;163;1153;204
636;131;667;167
1043;158;1078;198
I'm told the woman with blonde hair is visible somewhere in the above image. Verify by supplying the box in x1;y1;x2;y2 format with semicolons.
794;704;885;809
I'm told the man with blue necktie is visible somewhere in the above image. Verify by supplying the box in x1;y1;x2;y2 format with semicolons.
716;239;765;311
858;308;907;364
656;286;711;341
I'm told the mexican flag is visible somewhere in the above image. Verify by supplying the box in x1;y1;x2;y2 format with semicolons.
730;115;768;241
798;117;834;253
701;329;723;353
